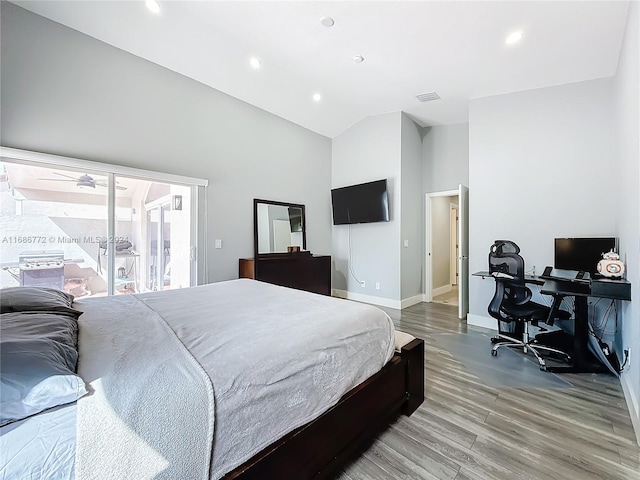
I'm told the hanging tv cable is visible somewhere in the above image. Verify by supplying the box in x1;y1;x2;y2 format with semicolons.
347;223;363;286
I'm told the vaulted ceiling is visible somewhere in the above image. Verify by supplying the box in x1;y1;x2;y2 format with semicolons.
14;1;631;137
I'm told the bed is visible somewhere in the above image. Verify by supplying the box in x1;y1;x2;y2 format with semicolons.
0;279;424;479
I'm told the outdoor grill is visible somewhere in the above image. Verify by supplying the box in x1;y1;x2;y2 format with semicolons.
19;250;65;289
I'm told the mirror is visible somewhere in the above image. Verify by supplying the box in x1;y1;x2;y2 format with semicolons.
254;199;306;255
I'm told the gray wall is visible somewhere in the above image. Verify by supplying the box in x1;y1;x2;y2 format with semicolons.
331;112;401;300
423;123;469;193
422;124;468;300
613;1;639;440
431;195;457;290
0;3;332;283
400;113;424;300
468;78;616;325
331;112;424;305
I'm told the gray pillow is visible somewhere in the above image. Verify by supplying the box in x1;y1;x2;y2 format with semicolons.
0;311;87;426
0;287;82;317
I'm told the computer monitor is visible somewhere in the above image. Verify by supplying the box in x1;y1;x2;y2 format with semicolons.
554;237;617;275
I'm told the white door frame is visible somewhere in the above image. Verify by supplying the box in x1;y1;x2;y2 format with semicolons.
424;189;458;302
450;204;458;286
457;184;469;320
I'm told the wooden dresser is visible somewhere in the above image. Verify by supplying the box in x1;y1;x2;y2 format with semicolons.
239;254;331;296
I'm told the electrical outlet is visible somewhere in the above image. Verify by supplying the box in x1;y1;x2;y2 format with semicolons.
214;239;222;249
375;282;380;290
360;280;365;288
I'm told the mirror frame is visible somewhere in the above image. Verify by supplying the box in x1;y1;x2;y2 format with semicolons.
253;198;307;258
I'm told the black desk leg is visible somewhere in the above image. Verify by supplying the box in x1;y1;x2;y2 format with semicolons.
544;296;609;374
572;296;589;370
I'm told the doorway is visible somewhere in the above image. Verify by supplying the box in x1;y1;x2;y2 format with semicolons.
425;185;469;318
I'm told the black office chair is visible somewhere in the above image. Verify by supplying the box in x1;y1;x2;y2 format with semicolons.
487;240;571;370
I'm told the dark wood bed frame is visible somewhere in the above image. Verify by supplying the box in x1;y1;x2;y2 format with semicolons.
223;337;425;479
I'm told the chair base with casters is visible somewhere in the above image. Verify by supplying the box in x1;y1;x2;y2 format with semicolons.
491;330;572;371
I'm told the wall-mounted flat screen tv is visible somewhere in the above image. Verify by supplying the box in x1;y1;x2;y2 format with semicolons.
331;179;390;225
554;237;617;274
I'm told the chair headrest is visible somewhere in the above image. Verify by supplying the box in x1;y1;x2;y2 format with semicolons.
490;240;520;256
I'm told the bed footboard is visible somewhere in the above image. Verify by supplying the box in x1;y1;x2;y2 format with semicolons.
223;337;425;480
402;338;425;415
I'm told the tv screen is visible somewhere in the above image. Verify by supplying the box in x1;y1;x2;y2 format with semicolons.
554;237;617;274
331;179;390;225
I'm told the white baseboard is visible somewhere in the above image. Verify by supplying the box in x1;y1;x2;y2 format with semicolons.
467;313;497;330
401;294;423;309
620;371;640;447
332;289;402;309
432;284;451;297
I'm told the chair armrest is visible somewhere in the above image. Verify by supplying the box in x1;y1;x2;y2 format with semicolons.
491;272;514;279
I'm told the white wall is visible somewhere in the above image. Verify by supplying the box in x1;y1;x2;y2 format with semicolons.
468;78;617;328
331;113;401;302
423;123;469;193
613;1;640;444
0;3;332;283
400;114;424;302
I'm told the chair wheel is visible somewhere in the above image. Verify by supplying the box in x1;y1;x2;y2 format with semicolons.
491;349;498;357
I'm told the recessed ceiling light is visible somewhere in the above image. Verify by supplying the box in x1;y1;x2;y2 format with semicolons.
146;0;160;14
505;31;523;45
353;55;365;64
320;16;335;28
249;57;261;69
313;93;322;102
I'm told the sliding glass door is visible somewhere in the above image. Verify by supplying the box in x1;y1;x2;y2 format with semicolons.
0;147;206;296
134;181;192;292
0;162;111;297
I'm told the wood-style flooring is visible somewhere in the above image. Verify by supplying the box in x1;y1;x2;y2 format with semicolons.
334;301;640;480
432;287;459;307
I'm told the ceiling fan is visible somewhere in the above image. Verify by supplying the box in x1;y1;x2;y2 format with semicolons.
39;172;127;190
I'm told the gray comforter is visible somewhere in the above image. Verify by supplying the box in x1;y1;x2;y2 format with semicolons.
72;279;395;479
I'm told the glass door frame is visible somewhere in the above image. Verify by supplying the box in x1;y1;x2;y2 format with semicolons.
145;196;173;292
0;146;207;294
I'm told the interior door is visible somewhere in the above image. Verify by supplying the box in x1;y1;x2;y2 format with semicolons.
458;184;469;319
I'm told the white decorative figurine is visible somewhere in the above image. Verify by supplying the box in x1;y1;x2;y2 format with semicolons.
597;250;625;278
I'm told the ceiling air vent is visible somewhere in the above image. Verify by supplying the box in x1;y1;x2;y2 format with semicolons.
415;92;441;102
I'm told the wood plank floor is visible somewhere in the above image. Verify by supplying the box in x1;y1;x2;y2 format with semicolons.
431;287;458;307
334;302;640;480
